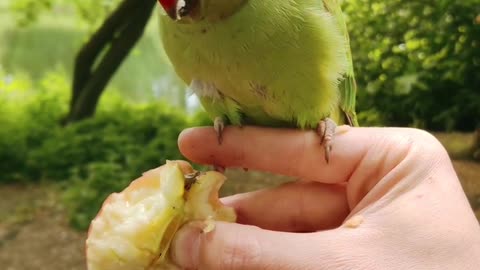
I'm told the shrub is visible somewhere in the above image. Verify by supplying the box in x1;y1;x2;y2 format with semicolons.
28;103;188;180
0;70;197;228
345;0;480;131
0;70;68;181
63;162;132;230
30;101;190;229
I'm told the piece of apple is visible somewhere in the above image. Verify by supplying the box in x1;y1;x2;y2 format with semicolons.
86;161;236;270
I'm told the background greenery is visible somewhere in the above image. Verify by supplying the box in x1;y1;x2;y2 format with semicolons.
346;0;480;131
0;0;479;232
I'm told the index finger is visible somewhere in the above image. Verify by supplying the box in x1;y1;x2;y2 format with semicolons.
178;126;417;184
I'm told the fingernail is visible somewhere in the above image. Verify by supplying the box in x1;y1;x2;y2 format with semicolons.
171;224;202;268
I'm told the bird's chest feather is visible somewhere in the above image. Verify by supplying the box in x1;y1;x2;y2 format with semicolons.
161;3;318;106
174;29;288;104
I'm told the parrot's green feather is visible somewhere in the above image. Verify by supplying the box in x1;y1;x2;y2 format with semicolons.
322;0;358;126
199;95;243;126
160;0;358;129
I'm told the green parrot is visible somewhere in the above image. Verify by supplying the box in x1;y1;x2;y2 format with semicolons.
157;0;358;163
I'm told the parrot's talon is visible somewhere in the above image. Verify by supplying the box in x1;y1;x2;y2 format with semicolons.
317;118;337;164
318;121;327;144
213;117;226;172
214;117;225;145
324;141;333;164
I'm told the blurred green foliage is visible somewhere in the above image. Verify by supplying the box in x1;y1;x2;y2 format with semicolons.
345;0;480;131
59;105;191;230
0;70;196;229
9;0;122;28
1;0;186;104
0;70;69;181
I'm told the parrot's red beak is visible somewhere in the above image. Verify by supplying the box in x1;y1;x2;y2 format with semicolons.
158;0;178;20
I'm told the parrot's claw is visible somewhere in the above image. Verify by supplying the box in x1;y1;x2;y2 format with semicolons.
214;117;225;145
317;118;337;164
213;117;226;173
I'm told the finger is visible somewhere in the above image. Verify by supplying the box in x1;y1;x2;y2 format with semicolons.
221;181;349;232
178;126;411;184
171;222;355;270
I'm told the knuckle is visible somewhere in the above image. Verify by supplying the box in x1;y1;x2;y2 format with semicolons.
294;131;318;174
215;232;262;270
404;128;448;157
385;128;451;174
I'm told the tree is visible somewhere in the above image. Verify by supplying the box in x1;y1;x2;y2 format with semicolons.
10;0;159;123
65;0;157;123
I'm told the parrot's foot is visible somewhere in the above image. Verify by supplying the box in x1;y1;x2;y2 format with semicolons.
214;116;225;145
317;118;337;164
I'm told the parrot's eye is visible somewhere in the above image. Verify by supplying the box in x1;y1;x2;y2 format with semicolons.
177;2;189;17
176;0;199;20
158;0;199;20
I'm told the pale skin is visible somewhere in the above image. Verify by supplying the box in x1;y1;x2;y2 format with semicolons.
171;126;480;270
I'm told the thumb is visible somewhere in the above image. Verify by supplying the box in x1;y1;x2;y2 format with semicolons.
170;221;345;270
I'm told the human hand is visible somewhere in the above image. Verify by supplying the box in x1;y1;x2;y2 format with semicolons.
172;126;480;270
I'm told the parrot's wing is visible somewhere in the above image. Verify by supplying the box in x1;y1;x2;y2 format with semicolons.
322;0;359;126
